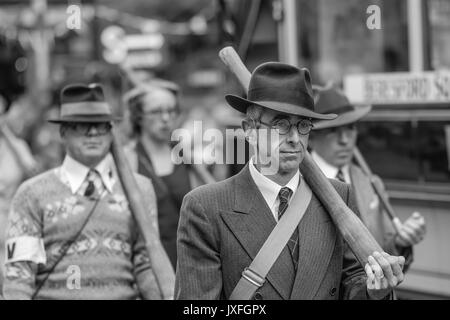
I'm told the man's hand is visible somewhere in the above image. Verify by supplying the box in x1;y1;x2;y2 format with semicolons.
365;251;405;300
394;212;426;247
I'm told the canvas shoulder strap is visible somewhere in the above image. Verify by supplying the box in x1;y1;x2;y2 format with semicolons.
229;179;313;300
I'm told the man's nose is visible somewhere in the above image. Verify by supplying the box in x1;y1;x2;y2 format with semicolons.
86;125;99;136
161;110;171;122
285;126;301;144
338;129;351;144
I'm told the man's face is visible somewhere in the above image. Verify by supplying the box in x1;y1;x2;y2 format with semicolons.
140;89;178;143
250;108;310;175
61;122;113;167
310;123;358;168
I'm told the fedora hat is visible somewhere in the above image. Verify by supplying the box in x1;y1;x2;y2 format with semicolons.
48;83;121;123
225;62;337;120
312;85;372;130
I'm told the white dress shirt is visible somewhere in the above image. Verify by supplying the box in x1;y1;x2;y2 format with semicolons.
311;151;350;183
58;154;115;195
248;157;300;221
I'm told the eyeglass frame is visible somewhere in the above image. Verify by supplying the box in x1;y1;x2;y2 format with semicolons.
256;117;314;135
66;122;113;136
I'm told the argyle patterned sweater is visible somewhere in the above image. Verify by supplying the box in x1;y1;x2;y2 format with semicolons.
2;168;162;300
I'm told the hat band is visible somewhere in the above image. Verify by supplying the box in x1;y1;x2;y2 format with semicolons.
322;105;354;115
61;102;111;117
248;87;313;110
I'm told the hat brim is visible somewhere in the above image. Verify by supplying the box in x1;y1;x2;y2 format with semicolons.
48;115;122;123
225;94;337;120
312;105;372;130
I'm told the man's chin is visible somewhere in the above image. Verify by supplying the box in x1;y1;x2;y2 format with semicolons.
80;151;109;166
333;155;352;168
278;158;301;174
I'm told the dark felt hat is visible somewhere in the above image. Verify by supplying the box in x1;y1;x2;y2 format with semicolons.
312;86;372;130
225;62;337;120
48;83;121;123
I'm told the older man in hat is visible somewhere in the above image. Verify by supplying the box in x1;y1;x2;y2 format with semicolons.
309;86;426;274
175;62;405;300
2;84;163;300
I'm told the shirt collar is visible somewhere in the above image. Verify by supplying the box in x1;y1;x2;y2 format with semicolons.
60;154;114;194
248;157;300;209
311;151;350;183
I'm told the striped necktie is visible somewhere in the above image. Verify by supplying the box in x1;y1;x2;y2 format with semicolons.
82;169;105;198
277;187;299;269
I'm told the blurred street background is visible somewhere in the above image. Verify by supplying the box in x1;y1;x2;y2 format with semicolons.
0;0;449;299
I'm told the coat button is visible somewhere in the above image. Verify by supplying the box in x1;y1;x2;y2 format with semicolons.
254;292;263;300
330;287;337;296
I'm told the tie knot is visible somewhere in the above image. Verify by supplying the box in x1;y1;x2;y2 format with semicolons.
87;169;100;181
84;169;104;198
335;169;345;182
278;187;292;202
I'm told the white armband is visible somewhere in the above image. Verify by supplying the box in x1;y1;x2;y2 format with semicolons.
5;236;46;265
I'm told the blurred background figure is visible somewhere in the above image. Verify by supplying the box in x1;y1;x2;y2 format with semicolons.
124;79;215;268
309;86;427;275
0;96;38;295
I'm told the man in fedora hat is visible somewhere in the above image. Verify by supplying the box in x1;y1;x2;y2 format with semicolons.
2;83;163;299
309;86;426;274
175;62;405;300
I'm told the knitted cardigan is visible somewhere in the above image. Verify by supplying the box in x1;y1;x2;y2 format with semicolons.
2;167;162;300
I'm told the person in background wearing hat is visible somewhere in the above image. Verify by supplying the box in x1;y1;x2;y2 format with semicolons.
309;86;426;275
0;95;36;296
2;84;163;299
175;62;405;300
124;79;214;269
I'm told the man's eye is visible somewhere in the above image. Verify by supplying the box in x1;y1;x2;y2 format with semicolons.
273;120;288;127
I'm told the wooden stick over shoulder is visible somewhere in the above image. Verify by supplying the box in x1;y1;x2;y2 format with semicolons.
110;129;175;299
111;63;175;299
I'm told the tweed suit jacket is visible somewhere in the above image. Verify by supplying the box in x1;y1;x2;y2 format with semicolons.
175;164;370;300
349;164;413;272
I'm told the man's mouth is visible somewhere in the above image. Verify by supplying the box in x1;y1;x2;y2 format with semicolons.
84;142;101;148
336;150;353;157
279;150;302;159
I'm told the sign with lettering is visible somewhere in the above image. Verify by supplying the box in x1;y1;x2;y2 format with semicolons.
344;71;450;105
101;25;165;68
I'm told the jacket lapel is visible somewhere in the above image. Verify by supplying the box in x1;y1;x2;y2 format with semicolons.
289;192;337;299
219;165;295;300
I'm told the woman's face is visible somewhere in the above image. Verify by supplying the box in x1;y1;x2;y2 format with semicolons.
140;89;178;143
